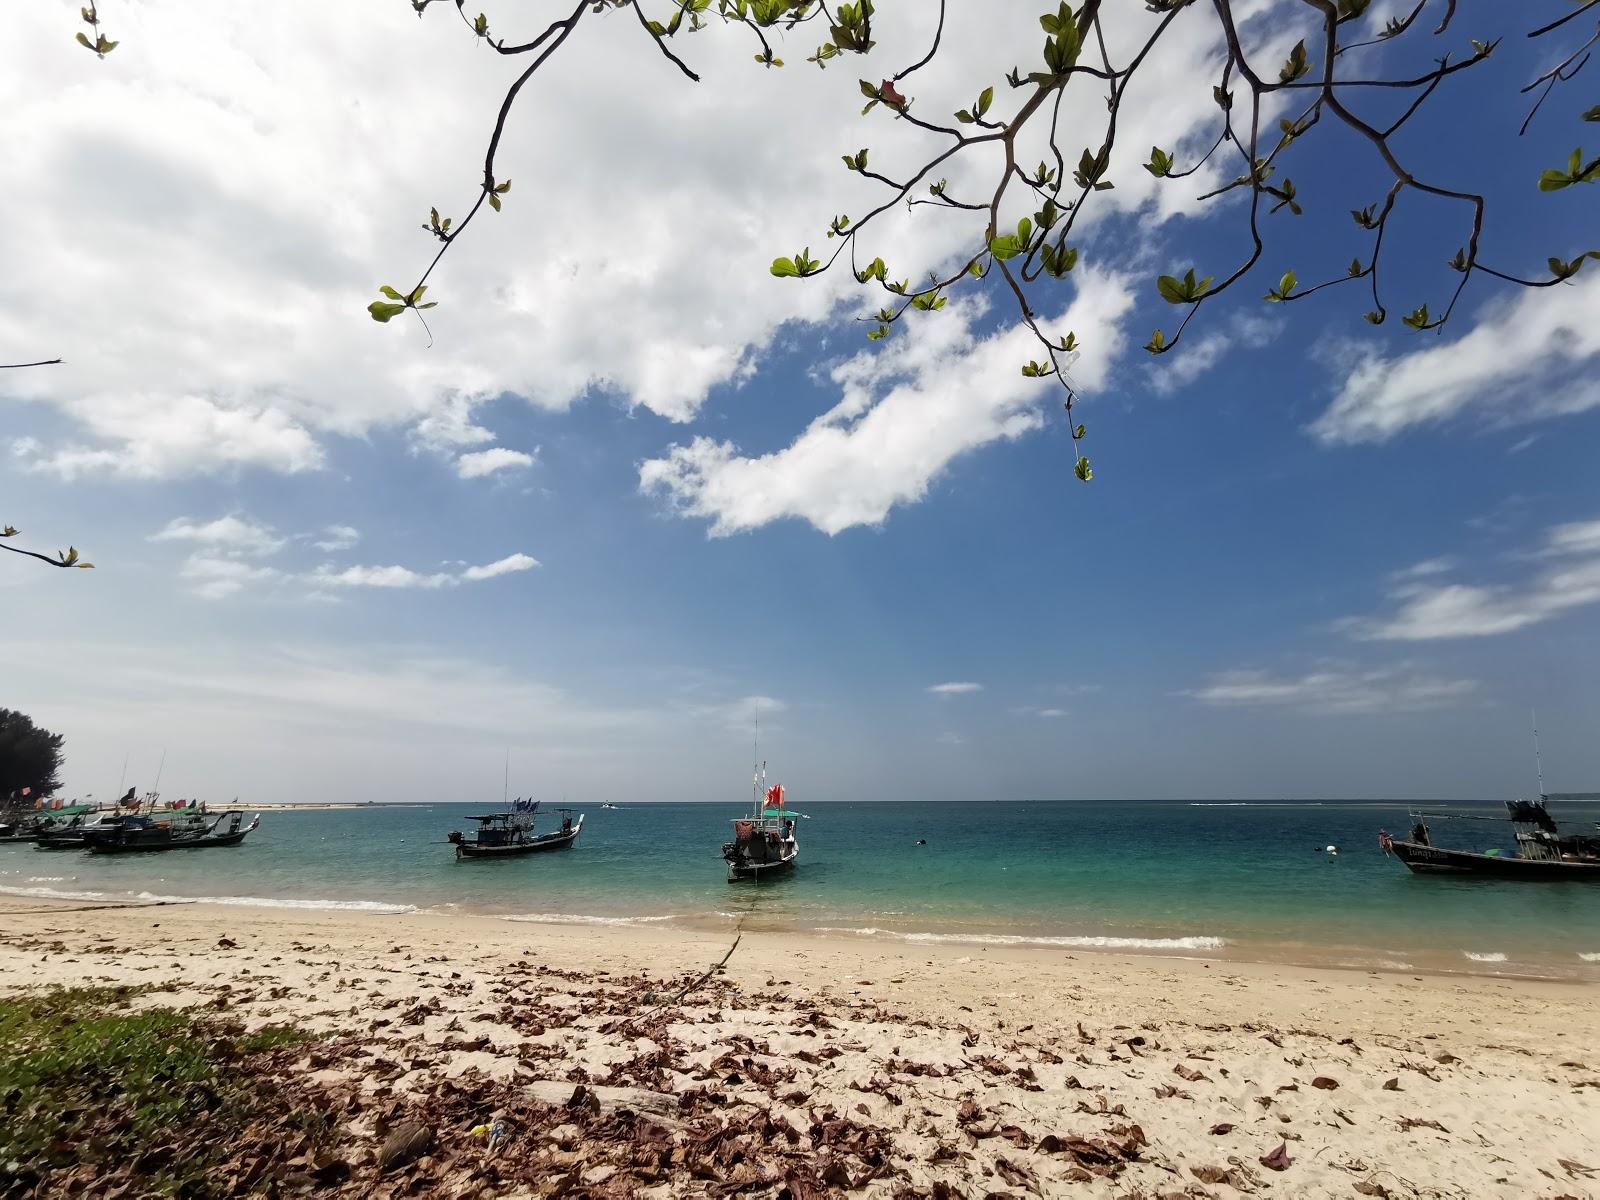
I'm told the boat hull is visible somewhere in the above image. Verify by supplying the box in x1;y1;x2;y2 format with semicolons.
1389;839;1600;879
86;829;252;854
455;825;581;859
725;853;797;882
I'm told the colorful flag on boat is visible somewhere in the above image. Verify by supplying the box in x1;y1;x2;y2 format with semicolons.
763;784;785;809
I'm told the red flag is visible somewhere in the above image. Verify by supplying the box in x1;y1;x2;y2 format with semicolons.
764;784;784;808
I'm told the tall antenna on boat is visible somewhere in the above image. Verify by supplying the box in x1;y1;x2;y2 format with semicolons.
153;748;166;794
503;748;510;808
1531;709;1545;800
116;752;128;795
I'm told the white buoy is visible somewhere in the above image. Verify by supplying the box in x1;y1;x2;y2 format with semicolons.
1325;844;1338;855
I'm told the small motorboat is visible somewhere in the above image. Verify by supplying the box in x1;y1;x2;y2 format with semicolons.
449;802;583;859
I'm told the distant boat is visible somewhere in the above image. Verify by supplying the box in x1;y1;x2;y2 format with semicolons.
448;801;583;859
85;807;259;854
601;803;621;810
1381;796;1600;879
722;752;800;882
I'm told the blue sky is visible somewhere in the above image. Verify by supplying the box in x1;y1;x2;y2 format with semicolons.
4;0;1599;803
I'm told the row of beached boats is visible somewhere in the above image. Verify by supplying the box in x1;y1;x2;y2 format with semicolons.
0;789;261;854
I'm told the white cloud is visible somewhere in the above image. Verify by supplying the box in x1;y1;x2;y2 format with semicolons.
1310;273;1600;445
1543;518;1600;559
640;273;1135;535
1145;312;1282;397
310;552;538;591
310;524;360;552
1390;557;1457;582
1341;516;1600;640
1012;706;1069;718
150;514;285;557
928;682;983;696
0;1;1242;486
180;555;284;600
460;552;540;581
1185;664;1479;714
456;446;536;479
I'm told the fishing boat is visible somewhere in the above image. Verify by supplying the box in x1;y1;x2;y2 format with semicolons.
84;806;259;854
1381;796;1600;879
722;759;800;882
448;800;583;859
1381;718;1600;879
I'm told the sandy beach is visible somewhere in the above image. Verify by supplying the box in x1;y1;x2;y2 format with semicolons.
1;896;1595;1197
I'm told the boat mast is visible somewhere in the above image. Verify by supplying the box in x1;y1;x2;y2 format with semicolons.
1531;709;1546;800
503;748;510;809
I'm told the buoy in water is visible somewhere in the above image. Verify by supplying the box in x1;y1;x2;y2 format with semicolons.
1325;844;1338;855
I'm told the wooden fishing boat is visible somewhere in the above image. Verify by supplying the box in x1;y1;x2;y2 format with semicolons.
449;805;583;859
84;808;259;854
1381;796;1600;880
722;754;800;882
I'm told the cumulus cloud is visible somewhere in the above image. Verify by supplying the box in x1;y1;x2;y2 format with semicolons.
1184;664;1479;714
457;447;536;479
928;682;984;696
1;0;1247;491
1144;312;1282;397
1339;516;1600;640
1310;273;1600;445
310;525;360;552
150;514;285;557
640;273;1135;535
179;555;285;600
310;552;538;591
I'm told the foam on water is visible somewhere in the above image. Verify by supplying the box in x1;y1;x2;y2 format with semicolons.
1463;951;1508;963
502;912;682;928
0;882;412;914
1579;952;1600;962
817;927;1226;952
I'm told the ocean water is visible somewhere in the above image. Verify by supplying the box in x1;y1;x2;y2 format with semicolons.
3;800;1597;980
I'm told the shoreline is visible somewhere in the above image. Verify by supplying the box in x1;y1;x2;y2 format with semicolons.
0;890;1595;985
2;895;1595;1197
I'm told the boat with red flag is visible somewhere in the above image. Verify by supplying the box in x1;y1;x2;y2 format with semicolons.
722;764;800;882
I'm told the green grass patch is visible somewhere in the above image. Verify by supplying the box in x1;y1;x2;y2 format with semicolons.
0;985;329;1196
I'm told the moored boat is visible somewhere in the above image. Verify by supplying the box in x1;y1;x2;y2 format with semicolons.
722;761;800;882
84;807;259;854
449;800;583;859
1381;796;1600;880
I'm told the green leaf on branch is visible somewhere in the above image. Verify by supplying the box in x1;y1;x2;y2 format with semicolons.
473;12;489;37
1363;310;1385;324
1263;269;1297;302
1279;39;1311;83
1548;255;1587;280
1157;268;1212;304
855;256;887;283
1350;204;1378;229
1145;329;1167;353
1402;303;1432;329
368;301;408;323
770;247;820;277
1349;258;1363;277
1539;147;1599;191
1584;105;1600;122
1074;456;1093;482
1145;147;1173;177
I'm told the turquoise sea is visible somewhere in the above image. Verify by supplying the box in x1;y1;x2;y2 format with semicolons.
3;800;1597;980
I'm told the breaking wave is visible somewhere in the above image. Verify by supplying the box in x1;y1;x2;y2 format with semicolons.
816;927;1226;952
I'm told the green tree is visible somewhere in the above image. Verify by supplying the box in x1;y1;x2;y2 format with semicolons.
0;708;66;804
